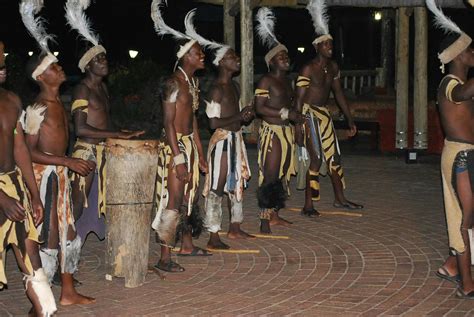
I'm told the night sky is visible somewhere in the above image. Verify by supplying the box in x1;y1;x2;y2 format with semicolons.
1;0;473;81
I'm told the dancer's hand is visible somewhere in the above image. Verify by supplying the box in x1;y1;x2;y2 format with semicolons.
118;130;145;139
175;164;189;182
67;158;96;176
199;156;208;174
289;110;305;124
240;106;254;122
348;122;357;137
0;194;26;222
31;197;44;226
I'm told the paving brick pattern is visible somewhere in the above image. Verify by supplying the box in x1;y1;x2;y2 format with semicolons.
1;148;473;316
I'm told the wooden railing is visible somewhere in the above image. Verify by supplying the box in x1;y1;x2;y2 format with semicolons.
340;69;380;96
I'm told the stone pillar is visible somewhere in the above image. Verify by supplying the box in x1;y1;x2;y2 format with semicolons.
395;7;409;149
223;0;236;49
414;7;428;150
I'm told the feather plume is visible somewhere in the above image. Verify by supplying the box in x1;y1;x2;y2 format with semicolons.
64;0;100;45
25;103;47;135
19;0;55;53
184;9;222;50
426;0;462;34
151;0;188;41
255;7;279;49
306;0;330;36
213;46;231;66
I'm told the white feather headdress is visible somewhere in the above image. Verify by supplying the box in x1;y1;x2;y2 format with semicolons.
255;7;288;67
151;0;196;60
65;0;106;72
306;0;333;45
256;7;279;49
65;0;100;46
19;0;55;55
19;0;58;80
184;8;230;66
426;0;462;34
425;0;472;71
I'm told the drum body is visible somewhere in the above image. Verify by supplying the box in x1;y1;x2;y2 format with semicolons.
105;139;160;288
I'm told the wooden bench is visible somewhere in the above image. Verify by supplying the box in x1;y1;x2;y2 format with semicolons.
332;119;380;150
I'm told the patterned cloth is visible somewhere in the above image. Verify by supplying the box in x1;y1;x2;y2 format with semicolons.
152;133;199;231
33;164;75;272
257;121;295;193
70;140;106;217
303;104;345;201
441;139;474;254
0;168;40;289
202;128;250;202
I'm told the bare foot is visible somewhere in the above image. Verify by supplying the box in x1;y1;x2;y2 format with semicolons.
227;229;256;239
227;223;256;239
333;200;363;210
259;219;272;234
207;232;230;249
60;292;96;306
269;212;292;227
207;239;230;250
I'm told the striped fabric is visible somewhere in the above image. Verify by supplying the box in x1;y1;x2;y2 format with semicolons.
255;88;270;98
33;164;75;273
296;76;311;88
303;104;345;201
152;133;199;232
0;168;40;289
202;129;250;202
257;121;296;194
70;141;106;217
71;99;89;114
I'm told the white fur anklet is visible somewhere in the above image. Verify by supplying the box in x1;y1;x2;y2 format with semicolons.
24;268;57;316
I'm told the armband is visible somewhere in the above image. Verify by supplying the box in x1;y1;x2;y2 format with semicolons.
279;108;289;120
173;153;186;166
71;99;89;114
296;76;310;88
205;100;221;119
255;89;270;98
445;78;462;104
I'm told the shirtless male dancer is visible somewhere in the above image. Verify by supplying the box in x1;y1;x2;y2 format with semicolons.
203;47;255;249
255;7;305;234
65;0;144;241
25;54;96;306
426;0;474;299
70;49;144;240
295;1;362;216
0;41;56;316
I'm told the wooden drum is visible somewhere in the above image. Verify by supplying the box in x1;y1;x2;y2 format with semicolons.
105;139;160;288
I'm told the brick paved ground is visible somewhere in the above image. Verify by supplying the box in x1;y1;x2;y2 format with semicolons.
1;145;473;316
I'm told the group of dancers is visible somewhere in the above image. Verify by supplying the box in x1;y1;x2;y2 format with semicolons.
0;0;473;315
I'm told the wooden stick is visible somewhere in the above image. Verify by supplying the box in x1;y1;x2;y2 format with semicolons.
252;234;290;239
206;249;260;254
284;207;362;217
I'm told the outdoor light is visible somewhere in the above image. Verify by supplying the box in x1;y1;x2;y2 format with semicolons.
3;53;8;57
297;47;305;53
374;12;382;21
53;51;59;56
28;51;33;56
129;50;138;59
